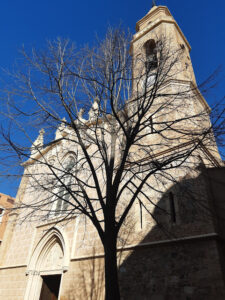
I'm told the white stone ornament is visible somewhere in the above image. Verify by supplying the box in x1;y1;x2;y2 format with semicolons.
76;108;86;124
31;128;45;156
88;97;100;121
55;118;67;139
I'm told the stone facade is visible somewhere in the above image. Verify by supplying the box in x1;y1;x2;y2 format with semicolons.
118;168;225;300
0;5;225;300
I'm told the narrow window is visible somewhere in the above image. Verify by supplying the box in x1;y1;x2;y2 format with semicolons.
53;155;76;216
169;192;176;223
149;116;153;133
144;39;158;71
0;208;4;223
139;201;143;229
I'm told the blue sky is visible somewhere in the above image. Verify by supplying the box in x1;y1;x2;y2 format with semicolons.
0;0;224;196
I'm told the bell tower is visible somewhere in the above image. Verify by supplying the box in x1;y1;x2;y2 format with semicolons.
131;4;197;90
130;4;221;164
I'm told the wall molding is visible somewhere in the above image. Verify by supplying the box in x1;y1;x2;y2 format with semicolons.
71;232;219;261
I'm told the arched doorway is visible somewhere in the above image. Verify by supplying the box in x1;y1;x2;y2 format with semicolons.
24;227;69;300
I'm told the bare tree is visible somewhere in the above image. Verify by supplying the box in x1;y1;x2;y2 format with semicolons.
0;28;224;300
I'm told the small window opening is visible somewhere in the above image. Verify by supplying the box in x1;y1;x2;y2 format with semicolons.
139;201;143;229
0;208;4;222
180;43;185;50
149;116;154;133
169;192;176;223
144;39;158;71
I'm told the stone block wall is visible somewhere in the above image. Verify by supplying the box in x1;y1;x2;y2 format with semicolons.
119;239;225;300
0;266;27;300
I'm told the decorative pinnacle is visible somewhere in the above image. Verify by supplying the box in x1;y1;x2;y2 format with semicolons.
152;0;157;7
39;128;45;135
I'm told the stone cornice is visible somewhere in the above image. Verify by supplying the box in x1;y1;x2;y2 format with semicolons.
132;18;191;52
70;232;219;262
125;138;221;169
22;138;63;167
0;263;27;270
136;6;171;32
0;233;220;269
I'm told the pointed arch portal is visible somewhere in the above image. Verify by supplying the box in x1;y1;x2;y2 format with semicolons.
24;227;69;300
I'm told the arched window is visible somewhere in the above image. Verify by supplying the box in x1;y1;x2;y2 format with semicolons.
144;39;158;71
53;155;76;216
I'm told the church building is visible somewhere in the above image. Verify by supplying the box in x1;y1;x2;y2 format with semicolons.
0;4;225;300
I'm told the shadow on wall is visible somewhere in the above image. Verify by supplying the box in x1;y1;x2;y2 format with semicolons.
61;168;225;300
119;168;225;300
62;248;105;300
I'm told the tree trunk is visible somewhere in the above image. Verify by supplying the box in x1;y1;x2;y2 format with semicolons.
104;232;120;300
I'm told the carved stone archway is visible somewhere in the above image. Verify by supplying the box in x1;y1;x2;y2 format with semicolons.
24;227;69;300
